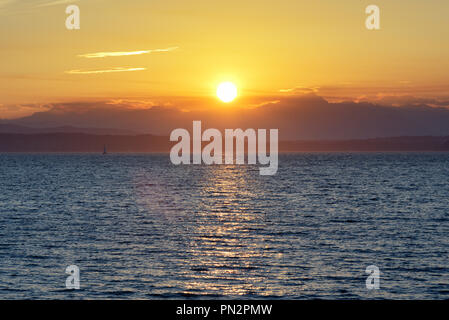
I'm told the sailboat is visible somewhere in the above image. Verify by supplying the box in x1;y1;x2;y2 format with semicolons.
103;145;107;155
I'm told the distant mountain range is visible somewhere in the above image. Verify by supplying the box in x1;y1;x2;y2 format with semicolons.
0;133;448;152
3;95;449;140
0;123;136;135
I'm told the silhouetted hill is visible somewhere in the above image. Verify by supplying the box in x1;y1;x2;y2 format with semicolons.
0;133;168;152
444;139;449;150
281;136;449;151
0;123;136;135
0;133;448;152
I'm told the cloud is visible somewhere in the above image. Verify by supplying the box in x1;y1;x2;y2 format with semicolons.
0;0;15;12
6;94;449;139
0;0;80;14
4;92;449;139
354;94;449;108
0;102;51;119
36;0;79;8
106;99;159;109
248;100;280;108
279;86;320;94
277;84;449;106
0;0;14;8
78;47;179;59
65;67;146;74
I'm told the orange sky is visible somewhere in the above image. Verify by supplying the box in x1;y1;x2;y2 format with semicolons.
1;0;449;118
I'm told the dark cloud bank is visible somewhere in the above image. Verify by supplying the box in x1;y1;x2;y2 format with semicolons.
4;94;449;140
1;94;449;152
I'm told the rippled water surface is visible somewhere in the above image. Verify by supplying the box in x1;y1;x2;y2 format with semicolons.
0;153;448;299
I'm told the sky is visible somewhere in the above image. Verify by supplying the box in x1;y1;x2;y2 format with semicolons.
1;0;449;119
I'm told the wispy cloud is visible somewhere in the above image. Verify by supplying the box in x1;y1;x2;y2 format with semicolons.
65;67;146;75
36;0;79;8
0;0;80;15
78;47;179;59
248;100;280;108
0;0;14;8
279;86;320;94
0;0;15;12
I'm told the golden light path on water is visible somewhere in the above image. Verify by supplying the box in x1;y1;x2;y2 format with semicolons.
132;161;295;297
184;165;283;296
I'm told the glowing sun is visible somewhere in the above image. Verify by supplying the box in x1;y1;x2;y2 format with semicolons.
216;82;237;103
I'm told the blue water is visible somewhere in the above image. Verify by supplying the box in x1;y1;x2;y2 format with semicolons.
0;153;448;299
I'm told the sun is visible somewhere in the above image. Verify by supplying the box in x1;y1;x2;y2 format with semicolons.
216;82;237;103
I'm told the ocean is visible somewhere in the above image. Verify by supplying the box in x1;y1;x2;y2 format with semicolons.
0;153;448;299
